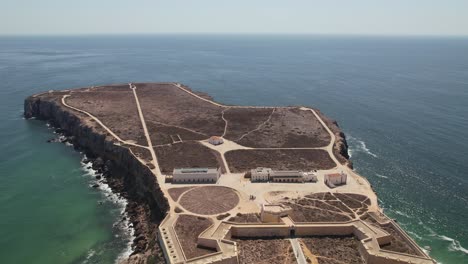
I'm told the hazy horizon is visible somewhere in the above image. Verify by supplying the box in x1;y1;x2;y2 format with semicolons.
2;33;468;38
1;0;467;36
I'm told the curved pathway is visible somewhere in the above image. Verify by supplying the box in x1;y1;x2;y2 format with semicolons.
61;94;148;149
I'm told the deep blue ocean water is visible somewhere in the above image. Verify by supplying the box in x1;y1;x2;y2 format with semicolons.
0;35;467;263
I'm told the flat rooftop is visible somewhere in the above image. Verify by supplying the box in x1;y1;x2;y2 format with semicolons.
173;168;218;174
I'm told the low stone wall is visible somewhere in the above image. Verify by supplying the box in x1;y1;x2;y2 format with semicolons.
197;237;220;251
230;225;290;238
296;224;354;236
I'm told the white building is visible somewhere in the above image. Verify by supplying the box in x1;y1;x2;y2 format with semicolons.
251;167;272;182
251;168;317;183
324;172;347;188
270;170;306;183
304;173;318;182
208;136;224;145
172;168;220;184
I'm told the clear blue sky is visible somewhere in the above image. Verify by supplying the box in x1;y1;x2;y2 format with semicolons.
1;0;467;36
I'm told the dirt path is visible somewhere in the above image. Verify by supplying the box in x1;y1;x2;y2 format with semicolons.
173;83;293;110
221;108;229;137
301;107;340;167
130;83;162;176
61;94;148;149
300;242;319;264
237;108;276;141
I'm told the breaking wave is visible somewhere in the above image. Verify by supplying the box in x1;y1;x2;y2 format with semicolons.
375;173;389;179
437;235;468;254
80;157;135;264
424;222;468;255
348;136;378;158
394;210;413;219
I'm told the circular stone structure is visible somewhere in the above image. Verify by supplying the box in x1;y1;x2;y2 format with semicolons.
179;186;240;215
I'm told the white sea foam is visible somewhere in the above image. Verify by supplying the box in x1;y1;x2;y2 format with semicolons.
80;156;135;263
82;249;96;264
407;231;423;240
425;226;468;255
376;173;389;179
395;210;412;218
348;136;378;158
437;235;468;254
421;246;430;255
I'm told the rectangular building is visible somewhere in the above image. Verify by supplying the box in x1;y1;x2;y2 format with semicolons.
172;167;220;183
251;167;272;182
324;172;347;188
270;170;306;183
251;167;317;183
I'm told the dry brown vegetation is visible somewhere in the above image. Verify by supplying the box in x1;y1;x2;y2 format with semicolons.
234;238;297;264
66;85;146;145
362;216;421;256
223;107;275;140
283;192;370;223
228;213;262;223
146;121;207;145
168;187;195;202
61;83;347;179
126;145;152;162
379;225;420;255
301;236;364;264
174;215;216;259
225;149;336;173
179;186;239;215
154;142;224;174
235;108;330;148
136;83;225;136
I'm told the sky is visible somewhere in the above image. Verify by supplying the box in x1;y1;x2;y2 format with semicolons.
1;0;467;36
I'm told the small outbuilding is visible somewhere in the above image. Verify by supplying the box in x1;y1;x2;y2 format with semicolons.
208;136;224;145
304;172;318;182
324;172;347;188
260;204;292;223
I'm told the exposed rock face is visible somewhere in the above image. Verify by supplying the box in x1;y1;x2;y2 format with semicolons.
24;95;168;264
314;109;353;169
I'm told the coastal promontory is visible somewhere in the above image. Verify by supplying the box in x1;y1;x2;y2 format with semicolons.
24;83;435;264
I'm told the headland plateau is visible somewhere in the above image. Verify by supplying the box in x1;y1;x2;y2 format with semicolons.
24;83;436;264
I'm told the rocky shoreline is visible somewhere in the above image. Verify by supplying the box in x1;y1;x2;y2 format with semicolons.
25;96;169;264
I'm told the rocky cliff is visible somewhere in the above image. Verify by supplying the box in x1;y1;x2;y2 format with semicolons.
314;109;353;169
24;95;169;264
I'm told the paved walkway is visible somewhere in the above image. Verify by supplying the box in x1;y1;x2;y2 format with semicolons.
290;238;307;264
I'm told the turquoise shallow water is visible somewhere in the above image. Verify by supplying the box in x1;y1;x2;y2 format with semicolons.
0;35;467;263
0;119;132;263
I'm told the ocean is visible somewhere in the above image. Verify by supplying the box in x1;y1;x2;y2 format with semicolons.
0;35;467;263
